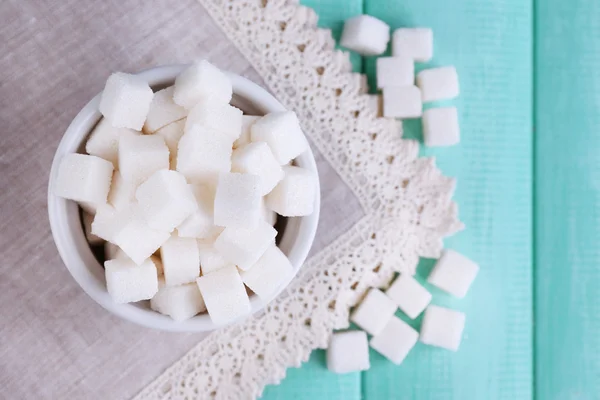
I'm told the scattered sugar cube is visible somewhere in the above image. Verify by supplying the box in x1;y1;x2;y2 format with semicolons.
214;221;277;270
370;316;419;365
386;274;432;319
107;171;136;211
104;242;126;260
197;240;232;274
234;115;260;149
99;72;154;130
85;118;140;167
428;249;479;298
416;66;459;102
327;331;370;374
104;257;158;303
261;199;277;226
196;265;251;325
382;86;422;119
53;153;114;206
118;134;169;187
422;107;460;147
250;111;309;165
160;235;200;286
240;245;293;301
232;142;284;196
340;15;390;56
376;57;414;89
177;183;222;239
143;86;187;134
392;28;433;62
420;305;466;351
155;119;185;169
214;172;261;229
265;166;316;217
350;288;397;335
185;102;243;140
83;212;103;245
176;126;233;184
151;279;206;321
173;60;232;109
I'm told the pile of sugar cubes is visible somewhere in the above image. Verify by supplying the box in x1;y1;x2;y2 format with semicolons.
53;60;317;325
340;16;460;147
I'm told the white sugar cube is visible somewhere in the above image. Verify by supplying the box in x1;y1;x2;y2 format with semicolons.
155;119;185;169
386;274;432;319
376;56;414;89
196;265;251;326
85;118;140;167
214;172;261;229
428;249;479;298
151;279;206;321
104;242;126;260
422;107;460;147
83;212;103;245
135;170;198;232
340;15;390;56
234;115;260;149
420;305;466;351
99;72;154;130
370;316;418;365
382;86;422;119
240;245;293;301
160;235;200;286
177;183;222;239
350;288;397;335
104;257;158;303
265;166;316;217
261;199;277;226
417;66;459;102
143;86;187;134
173;60;232;109
185;102;243;140
327;331;370;374
250;111;309;165
118;134;169;187
107;171;136;211
53;153;114;206
392;28;433;62
151;255;164;276
91;205;118;241
366;95;382;117
176;126;233;184
214;221;277;270
232;142;284;196
197;240;232;274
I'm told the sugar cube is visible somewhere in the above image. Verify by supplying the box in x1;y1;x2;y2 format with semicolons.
392;28;433;62
85;118;140;167
416;66;459;102
261;199;277;226
420;305;466;351
385;274;432;319
155;119;185;169
340;15;390;56
83;212;103;245
78;202;100;215
214;221;277;270
428;249;479;298
53;153;114;206
151;255;164;276
91;205;118;241
350;288;397;335
234;115;260;149
196;265;251;326
382;86;422;119
327;331;370;374
107;171;136;211
370;316;419;365
376;57;414;89
265;166;316;217
177;183;222;239
232;142;284;196
366;95;382;117
197;240;233;274
104;257;158;303
173;60;232;109
213;172;261;229
99;72;154;130
160;235;200;286
151;279;206;321
422;107;460;147
143;86;187;134
250;111;309;165
104;242;126;260
240;245;293;301
185;102;243;140
118;134;169;187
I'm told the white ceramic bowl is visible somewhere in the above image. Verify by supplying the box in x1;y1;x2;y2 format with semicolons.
47;64;320;332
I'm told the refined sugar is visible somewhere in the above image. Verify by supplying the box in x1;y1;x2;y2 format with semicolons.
185;102;243;140
85;118;140;167
376;57;414;89
234;115;260;149
197;240;232;274
91;205;118;241
151;255;164;276
135;170;198;232
422;107;460;147
107;171;136;211
214;221;277;270
261;199;277;226
370;316;418;365
104;242;126;260
83;212;103;245
213;172;261;229
417;66;459;102
327;331;370;374
240;245;293;301
392;28;433;62
366;95;382;117
265;166;316;217
427;249;479;298
420;305;466;351
155;119;185;169
382;86;422;119
232;142;284;195
173;60;232;109
250;111;309;165
99;72;154;130
177;183;222;239
104;257;158;303
350;288;397;335
340;15;390;56
386;273;432;319
151;279;206;321
53;153;114;206
143;86;187;134
196;265;251;325
118;134;169;187
176;125;232;184
160;235;200;286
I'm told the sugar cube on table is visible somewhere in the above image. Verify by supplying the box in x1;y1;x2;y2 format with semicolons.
177;183;222;239
83;212;103;245
234;115;260;149
159;235;200;286
214;172;261;229
99;72;154;130
214;221;277;271
197;240;232;275
422;107;460;147
151;279;206;322
370;316;419;365
261;199;277;226
107;171;136;211
173;60;232;109
232;142;284;196
118;134;169;187
265;166;316;217
196;265;251;326
428;249;479;298
420;305;466;351
376;56;414;89
185;102;243;140
327;331;370;374
143;86;187;134
85;118;140;167
339;15;390;56
155;119;185;166
382;86;422;119
250;111;309;165
240;245;293;301
53;153;114;206
417;66;460;102
392;28;434;62
386;273;432;319
104;257;158;303
350;288;397;335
